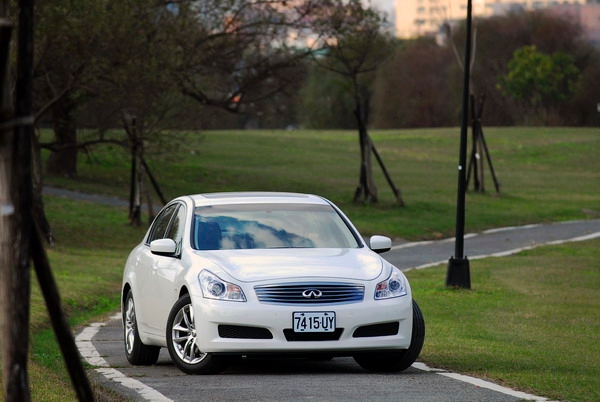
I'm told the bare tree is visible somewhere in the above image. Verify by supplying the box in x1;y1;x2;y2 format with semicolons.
309;0;403;205
171;1;323;114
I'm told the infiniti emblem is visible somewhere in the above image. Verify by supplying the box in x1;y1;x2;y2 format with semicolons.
302;289;322;299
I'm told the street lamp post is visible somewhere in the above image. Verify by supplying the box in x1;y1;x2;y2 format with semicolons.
446;0;473;289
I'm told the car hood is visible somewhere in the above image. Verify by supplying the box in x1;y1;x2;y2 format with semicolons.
193;248;384;282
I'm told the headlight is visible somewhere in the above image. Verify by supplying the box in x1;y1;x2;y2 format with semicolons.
199;270;246;302
375;267;408;300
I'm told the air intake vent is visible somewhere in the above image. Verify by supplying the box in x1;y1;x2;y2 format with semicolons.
218;325;273;339
353;322;399;338
283;328;344;341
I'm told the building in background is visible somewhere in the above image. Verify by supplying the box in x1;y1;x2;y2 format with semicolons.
395;0;591;39
545;3;600;45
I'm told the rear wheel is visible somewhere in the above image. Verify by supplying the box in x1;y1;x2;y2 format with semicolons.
166;294;229;374
353;299;425;372
123;290;160;365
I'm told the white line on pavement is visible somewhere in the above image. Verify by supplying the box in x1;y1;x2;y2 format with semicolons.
413;363;550;401
76;313;173;402
405;231;600;271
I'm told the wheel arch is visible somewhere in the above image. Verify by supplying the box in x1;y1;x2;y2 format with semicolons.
178;285;190;299
122;283;132;313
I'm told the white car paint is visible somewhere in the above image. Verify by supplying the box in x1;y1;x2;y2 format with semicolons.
122;192;421;373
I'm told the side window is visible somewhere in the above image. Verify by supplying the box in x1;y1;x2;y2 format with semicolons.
165;205;186;255
147;204;178;244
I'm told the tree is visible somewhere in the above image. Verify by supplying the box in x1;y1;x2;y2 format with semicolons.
32;0;330;180
497;45;580;124
370;10;598;128
34;0;112;177
171;1;323;115
0;13;31;401
33;0;186;177
310;0;403;205
452;10;590;126
1;1;93;399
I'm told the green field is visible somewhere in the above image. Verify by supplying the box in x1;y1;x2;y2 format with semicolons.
15;127;600;400
47;127;599;239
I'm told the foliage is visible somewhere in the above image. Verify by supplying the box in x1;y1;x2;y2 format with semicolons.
308;0;396;113
296;65;355;129
31;1;392;175
497;45;580;123
309;0;394;78
450;11;593;126
32;0;193;176
297;0;396;129
370;11;600;128
372;37;460;128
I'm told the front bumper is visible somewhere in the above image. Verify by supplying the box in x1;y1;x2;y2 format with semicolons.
191;295;413;354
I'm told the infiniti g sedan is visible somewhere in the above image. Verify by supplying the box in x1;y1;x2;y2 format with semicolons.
121;192;425;374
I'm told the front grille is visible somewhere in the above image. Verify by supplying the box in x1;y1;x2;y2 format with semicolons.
283;328;344;341
254;282;364;305
218;325;273;339
353;322;399;338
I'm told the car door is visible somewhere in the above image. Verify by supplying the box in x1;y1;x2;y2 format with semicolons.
149;204;187;333
136;203;180;335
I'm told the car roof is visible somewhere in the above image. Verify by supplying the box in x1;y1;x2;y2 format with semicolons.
185;192;331;207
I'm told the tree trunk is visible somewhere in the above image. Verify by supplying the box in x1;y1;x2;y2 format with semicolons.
352;89;377;204
0;13;32;401
46;97;78;177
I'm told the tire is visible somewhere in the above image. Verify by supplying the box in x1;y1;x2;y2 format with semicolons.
353;299;425;373
166;294;229;374
123;290;160;365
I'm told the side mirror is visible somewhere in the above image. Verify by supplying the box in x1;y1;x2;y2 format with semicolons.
369;235;392;254
150;238;177;256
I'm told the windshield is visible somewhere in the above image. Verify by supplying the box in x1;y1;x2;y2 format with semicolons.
192;203;361;250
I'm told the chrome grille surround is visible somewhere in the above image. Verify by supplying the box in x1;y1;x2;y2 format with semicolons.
254;282;365;305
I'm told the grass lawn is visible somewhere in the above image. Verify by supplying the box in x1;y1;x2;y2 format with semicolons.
408;239;600;402
46;126;600;239
12;127;600;400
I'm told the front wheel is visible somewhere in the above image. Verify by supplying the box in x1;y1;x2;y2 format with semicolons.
166;294;229;374
123;290;160;365
353;299;425;373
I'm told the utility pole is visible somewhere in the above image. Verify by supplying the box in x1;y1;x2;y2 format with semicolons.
446;0;473;289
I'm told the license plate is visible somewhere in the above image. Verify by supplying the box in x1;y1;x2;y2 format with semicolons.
293;312;336;333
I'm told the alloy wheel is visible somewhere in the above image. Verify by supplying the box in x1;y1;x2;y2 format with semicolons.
170;303;206;364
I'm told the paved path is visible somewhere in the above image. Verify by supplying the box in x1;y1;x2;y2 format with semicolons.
78;315;549;402
385;218;600;271
43;186;131;207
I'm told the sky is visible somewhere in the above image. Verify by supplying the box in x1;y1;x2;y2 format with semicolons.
370;0;394;16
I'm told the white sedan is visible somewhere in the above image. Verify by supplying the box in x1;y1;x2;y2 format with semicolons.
121;192;425;374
